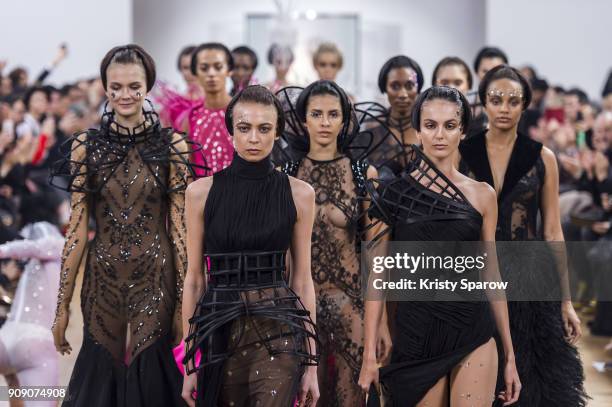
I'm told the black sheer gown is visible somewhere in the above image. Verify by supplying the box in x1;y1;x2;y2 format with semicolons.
50;112;200;406
459;131;587;406
184;153;318;407
282;155;369;407
368;146;495;406
353;102;415;175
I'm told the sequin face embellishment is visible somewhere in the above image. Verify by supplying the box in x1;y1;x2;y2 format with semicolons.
487;88;524;99
405;68;419;89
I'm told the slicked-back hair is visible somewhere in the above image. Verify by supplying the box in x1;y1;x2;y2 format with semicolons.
411;86;472;132
191;42;234;75
225;85;285;138
100;44;156;91
478;64;532;111
378;55;424;94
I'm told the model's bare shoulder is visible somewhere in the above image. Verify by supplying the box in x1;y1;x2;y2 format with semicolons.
186;177;213;203
288;176;315;215
540;146;558;168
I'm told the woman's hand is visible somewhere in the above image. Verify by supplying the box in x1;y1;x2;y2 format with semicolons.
52;308;72;355
358;356;379;394
592;221;611;235
376;323;392;364
297;365;319;406
181;372;198;407
498;356;521;405
562;300;582;344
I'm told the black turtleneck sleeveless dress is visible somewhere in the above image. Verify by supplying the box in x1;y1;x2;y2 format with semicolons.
185;153;318;407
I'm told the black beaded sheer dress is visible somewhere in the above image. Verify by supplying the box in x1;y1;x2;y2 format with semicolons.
184;153;318;407
275;86;371;406
459;131;587;406
367;145;495;406
282;155;369;407
50;110;200;406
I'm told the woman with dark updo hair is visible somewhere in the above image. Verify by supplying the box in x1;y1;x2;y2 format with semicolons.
50;44;201;406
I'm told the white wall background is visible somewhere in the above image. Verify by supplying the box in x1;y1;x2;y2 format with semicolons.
485;0;610;99
133;0;486;100
1;0;132;86
1;1;609;101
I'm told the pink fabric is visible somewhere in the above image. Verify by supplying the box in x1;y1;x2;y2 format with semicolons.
173;340;202;375
174;256;209;374
234;76;259;94
153;81;201;132
188;103;234;176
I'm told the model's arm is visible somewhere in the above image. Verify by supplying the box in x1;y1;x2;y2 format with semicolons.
52;133;90;355
181;179;210;364
479;182;521;405
363;165;392;363
479;183;513;360
359;172;392;393
168;132;193;345
288;177;320;406
541;146;581;343
180;178;210;407
0;236;64;261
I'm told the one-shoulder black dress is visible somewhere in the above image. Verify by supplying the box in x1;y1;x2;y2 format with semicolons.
368;146;495;406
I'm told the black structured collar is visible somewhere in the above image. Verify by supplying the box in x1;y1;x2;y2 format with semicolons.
228;152;274;179
459;130;542;202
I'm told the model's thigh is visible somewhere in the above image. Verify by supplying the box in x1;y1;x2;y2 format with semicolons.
449;338;497;407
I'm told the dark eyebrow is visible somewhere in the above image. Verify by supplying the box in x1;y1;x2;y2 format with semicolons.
310;109;323;113
258;122;274;126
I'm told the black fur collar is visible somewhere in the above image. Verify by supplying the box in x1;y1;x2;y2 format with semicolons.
459;130;542;202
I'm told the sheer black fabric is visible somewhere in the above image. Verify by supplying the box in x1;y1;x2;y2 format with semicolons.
460;131;588;406
275;85;373;406
352;101;415;175
282;156;369;406
367;145;495;406
49;111;199;406
184;153;318;407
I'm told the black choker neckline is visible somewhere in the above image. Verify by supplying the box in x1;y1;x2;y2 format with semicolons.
228;153;274;179
101;109;161;143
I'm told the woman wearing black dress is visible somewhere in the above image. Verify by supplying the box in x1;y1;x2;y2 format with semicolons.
50;45;198;406
181;85;319;407
356;56;424;173
459;65;587;406
358;86;520;406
